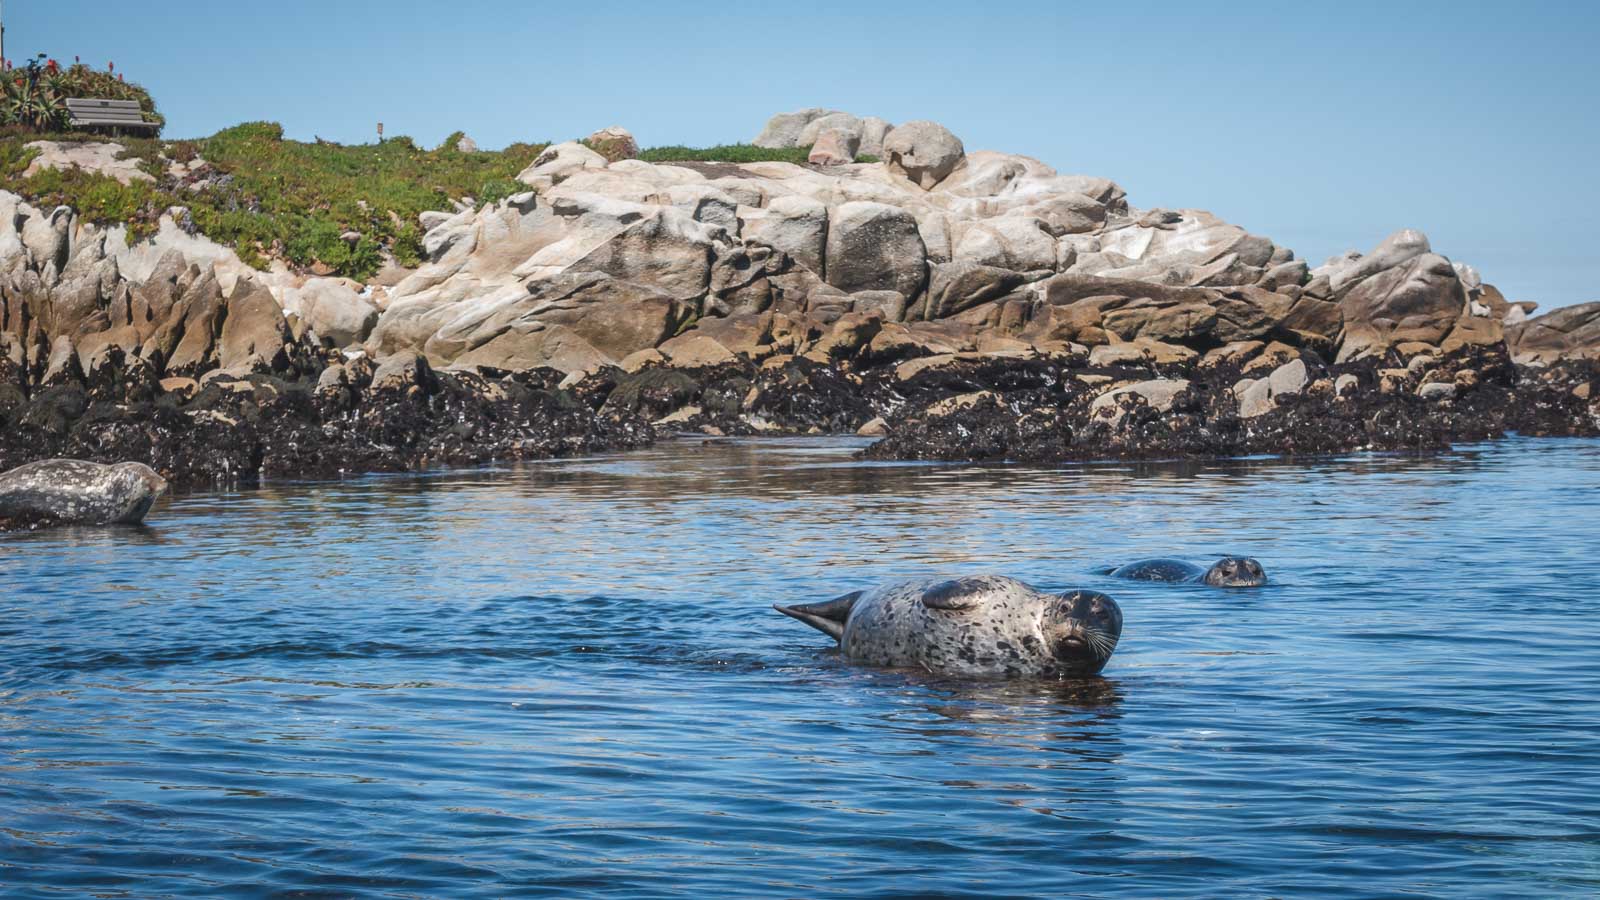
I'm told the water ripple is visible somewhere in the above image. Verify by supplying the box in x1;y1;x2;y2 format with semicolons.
2;436;1598;897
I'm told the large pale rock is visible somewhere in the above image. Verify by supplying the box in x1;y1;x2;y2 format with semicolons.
662;184;740;234
922;262;1028;320
423;271;680;369
516;141;609;187
217;280;291;370
824;201;928;299
952;216;1057;272
23;141;154;186
808;128;860;166
741;196;828;276
292;278;379;347
566;208;720;301
585;126;639;163
1090;378;1190;425
859;117;892;157
797;112;864;148
1336;250;1466;362
1327;229;1431;294
883;121;966;190
164;270;226;376
753;108;841;148
21;206;72;278
1018;192;1107;236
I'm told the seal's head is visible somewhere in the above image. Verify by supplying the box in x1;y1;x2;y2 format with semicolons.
1203;556;1267;587
106;462;168;524
1044;590;1123;676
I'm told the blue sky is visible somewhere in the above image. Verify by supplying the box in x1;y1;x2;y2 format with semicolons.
9;1;1597;308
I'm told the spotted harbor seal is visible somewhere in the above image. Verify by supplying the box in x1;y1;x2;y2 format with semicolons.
775;576;1123;678
1104;557;1267;587
0;459;168;528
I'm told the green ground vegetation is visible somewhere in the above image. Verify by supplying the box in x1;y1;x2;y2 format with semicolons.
0;126;875;280
2;123;548;278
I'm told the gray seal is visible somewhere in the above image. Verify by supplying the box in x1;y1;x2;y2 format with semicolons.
1105;557;1266;587
0;459;168;528
775;575;1123;678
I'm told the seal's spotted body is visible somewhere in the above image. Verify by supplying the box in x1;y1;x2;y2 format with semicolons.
776;575;1122;679
0;460;168;528
1107;557;1267;587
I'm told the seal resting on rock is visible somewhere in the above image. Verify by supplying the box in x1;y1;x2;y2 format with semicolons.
775;575;1123;678
1105;557;1267;587
0;460;168;528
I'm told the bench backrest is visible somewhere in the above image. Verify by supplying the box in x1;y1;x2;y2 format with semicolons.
65;99;148;120
63;98;157;129
64;98;146;113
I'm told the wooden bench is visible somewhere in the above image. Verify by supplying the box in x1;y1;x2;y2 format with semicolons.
65;98;160;135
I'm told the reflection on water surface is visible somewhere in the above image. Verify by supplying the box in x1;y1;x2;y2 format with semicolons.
3;436;1599;897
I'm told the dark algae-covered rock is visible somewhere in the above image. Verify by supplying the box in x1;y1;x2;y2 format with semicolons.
0;351;654;492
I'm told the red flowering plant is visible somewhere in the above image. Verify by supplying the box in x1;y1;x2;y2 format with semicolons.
0;55;162;133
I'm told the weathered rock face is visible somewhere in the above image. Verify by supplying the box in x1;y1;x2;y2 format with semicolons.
754;108;840;149
585;126;639;163
883;120;966;190
420;271;682;373
1508;302;1600;365
289;278;379;348
218;279;293;371
808;128;860;166
740;196;828;276
1335;251;1464;359
824;202;928;299
753;109;893;157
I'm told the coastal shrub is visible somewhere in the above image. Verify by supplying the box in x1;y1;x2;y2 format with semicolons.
638;143;815;164
0;140;39;178
0;123;547;280
0;57;163;133
18;164;166;241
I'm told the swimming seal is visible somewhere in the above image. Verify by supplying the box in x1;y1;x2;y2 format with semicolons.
0;459;168;528
775;575;1123;678
1105;557;1267;587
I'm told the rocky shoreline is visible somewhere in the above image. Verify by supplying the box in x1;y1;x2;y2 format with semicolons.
3;335;1594;498
3;110;1599;500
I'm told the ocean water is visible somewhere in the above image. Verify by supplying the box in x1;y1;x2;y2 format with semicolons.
3;436;1599;898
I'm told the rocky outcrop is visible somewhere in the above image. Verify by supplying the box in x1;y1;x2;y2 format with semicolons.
2;109;1595;487
287;278;380;348
1508;302;1600;364
883;120;966;190
808;128;860;166
584;126;639;163
824;202;927;298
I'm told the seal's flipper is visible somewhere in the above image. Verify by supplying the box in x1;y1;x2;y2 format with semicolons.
774;591;861;642
920;578;994;611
